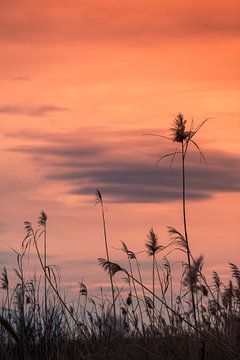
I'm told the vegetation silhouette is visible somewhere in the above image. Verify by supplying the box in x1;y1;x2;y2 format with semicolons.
0;114;240;359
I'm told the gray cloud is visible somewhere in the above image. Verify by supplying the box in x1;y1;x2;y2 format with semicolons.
6;128;240;203
0;105;67;117
48;158;240;202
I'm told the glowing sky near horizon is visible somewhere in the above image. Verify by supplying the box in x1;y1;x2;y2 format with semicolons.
0;0;240;295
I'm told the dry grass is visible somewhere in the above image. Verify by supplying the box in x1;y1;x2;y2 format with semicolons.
0;215;239;359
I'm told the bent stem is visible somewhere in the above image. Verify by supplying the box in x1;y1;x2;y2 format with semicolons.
96;190;116;328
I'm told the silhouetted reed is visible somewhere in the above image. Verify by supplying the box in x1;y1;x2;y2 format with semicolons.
147;114;208;329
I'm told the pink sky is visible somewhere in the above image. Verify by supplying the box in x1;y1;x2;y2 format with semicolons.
0;0;240;295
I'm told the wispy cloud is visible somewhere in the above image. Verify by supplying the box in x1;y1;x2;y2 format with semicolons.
12;76;30;81
0;105;68;117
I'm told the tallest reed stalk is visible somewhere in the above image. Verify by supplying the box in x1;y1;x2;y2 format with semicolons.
151;113;208;329
181;140;197;329
169;113;207;329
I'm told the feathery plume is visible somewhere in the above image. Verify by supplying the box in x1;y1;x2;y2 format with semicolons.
145;228;163;256
98;258;123;276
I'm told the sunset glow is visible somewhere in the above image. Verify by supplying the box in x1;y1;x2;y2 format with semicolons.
0;0;240;295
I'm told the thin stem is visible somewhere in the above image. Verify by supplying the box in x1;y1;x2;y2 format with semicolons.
181;141;198;329
152;255;155;327
135;258;152;327
44;228;48;360
33;232;124;359
155;262;171;326
127;257;145;335
32;230;87;339
100;200;116;328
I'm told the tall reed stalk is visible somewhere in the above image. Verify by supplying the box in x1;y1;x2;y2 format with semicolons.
170;114;207;329
38;211;48;359
147;113;208;329
96;189;116;328
180;139;198;328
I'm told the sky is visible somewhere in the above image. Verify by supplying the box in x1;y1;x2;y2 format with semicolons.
0;0;240;297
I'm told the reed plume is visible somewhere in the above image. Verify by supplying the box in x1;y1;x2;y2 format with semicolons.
145;228;163;325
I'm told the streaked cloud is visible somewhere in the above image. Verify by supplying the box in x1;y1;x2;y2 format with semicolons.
7;128;240;203
0;105;68;117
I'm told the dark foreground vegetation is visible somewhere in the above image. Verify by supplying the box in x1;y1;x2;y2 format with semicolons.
1;115;240;359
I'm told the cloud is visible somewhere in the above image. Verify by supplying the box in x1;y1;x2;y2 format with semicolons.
6;128;240;203
12;76;30;81
0;105;68;117
49;157;240;202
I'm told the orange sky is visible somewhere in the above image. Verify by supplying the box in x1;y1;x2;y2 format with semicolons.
0;0;240;295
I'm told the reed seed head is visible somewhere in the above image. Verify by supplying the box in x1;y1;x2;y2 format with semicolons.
170;113;190;143
0;267;9;290
79;282;88;296
121;241;136;259
95;189;103;205
38;210;47;226
145;228;163;256
98;258;123;276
